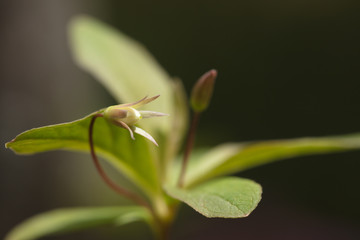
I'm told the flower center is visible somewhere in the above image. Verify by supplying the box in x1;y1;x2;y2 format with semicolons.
122;107;141;126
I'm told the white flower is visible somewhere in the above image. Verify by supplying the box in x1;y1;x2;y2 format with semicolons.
103;95;168;146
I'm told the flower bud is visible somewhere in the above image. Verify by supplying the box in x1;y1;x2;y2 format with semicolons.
190;69;217;112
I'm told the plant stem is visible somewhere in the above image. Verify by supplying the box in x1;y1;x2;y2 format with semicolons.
177;112;200;188
90;114;177;239
159;222;171;240
89;114;151;210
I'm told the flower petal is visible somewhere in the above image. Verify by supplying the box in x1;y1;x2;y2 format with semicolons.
116;96;148;108
132;95;160;108
115;95;160;109
133;127;158;146
139;111;169;118
114;120;135;140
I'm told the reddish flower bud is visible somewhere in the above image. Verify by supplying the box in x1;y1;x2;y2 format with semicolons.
190;69;217;112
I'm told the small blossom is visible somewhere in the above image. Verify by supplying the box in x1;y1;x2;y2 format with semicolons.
103;95;168;146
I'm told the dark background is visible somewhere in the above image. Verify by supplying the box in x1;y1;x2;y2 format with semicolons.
1;0;360;239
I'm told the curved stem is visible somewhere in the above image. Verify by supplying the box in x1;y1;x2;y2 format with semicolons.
177;112;200;188
89;114;151;210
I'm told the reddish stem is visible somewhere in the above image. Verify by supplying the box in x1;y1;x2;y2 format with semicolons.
177;112;200;188
89;114;151;209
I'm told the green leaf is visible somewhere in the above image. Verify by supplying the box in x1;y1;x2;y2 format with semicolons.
163;79;189;178
165;177;262;218
5;206;150;240
5;113;161;200
183;133;360;187
69;16;175;139
69;15;189;172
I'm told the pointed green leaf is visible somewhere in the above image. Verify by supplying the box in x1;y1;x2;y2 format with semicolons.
69;16;175;139
183;134;360;187
5;113;161;200
165;177;262;218
5;206;150;240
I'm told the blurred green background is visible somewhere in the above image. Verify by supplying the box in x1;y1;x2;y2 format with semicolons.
1;0;360;239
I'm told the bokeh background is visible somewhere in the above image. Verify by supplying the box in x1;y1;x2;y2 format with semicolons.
1;0;360;239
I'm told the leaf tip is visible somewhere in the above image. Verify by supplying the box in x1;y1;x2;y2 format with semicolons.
5;139;14;149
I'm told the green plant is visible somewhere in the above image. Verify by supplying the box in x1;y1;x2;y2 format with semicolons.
5;15;360;240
